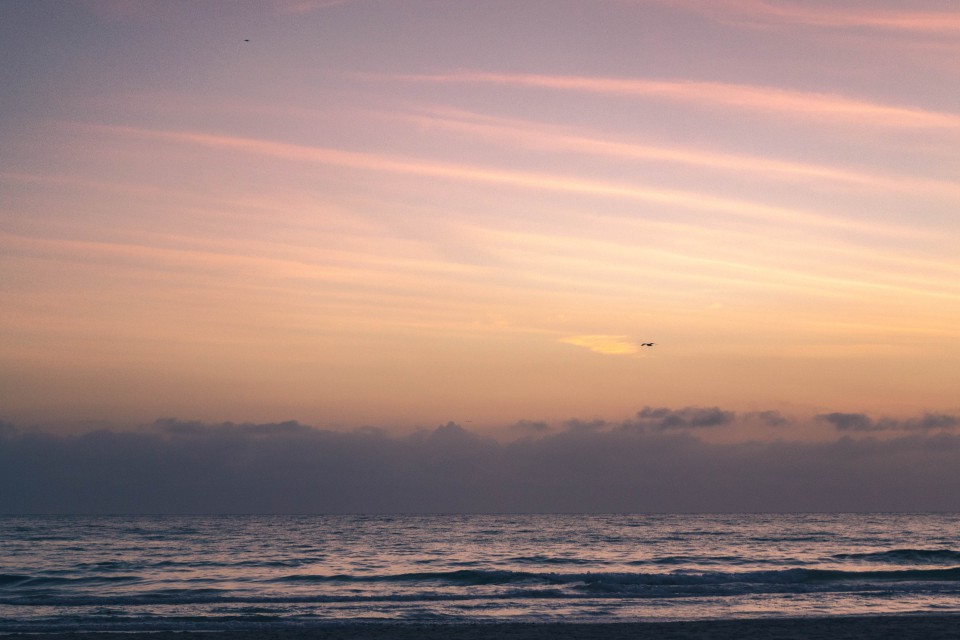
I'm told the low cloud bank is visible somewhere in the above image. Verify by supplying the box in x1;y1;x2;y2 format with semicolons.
2;408;959;514
817;411;960;432
626;406;735;430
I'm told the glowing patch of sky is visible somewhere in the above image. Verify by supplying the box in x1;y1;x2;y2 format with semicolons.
1;0;958;429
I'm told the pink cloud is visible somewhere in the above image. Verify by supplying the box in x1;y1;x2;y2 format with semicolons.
387;107;960;198
391;72;960;130
660;0;960;34
90;124;919;236
273;0;356;13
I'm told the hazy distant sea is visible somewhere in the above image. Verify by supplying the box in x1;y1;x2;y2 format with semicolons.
2;514;960;633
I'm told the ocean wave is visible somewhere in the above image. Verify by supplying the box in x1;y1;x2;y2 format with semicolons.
6;513;960;629
4;565;960;608
7;564;959;601
0;588;566;608
508;555;605;566
0;573;141;588
629;555;762;566
272;569;561;585
830;549;960;565
269;566;960;589
572;567;960;594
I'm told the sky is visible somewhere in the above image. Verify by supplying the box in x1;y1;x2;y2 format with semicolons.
1;1;960;511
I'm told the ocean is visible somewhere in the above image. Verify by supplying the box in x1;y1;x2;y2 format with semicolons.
2;513;959;633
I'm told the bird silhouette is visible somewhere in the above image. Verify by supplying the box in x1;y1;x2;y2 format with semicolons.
641;342;655;346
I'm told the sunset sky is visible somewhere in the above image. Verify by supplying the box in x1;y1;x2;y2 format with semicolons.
3;0;959;438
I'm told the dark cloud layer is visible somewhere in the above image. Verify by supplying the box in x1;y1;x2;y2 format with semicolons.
509;419;551;434
746;410;791;428
818;412;960;432
626;406;735;431
2;410;960;514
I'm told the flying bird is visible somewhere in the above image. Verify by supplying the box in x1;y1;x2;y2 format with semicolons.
641;342;655;346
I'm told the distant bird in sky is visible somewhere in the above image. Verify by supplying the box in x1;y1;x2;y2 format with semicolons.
641;342;655;346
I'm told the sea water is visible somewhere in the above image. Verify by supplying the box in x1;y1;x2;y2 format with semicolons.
2;513;960;632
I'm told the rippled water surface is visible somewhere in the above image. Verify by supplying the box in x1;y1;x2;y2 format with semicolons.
2;514;960;631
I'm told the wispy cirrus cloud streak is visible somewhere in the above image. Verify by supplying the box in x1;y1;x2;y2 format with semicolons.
391;72;960;130
662;0;960;34
273;0;361;13
392;107;960;196
86;0;359;19
89;124;921;237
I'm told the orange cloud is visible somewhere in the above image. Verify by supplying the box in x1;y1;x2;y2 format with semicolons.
561;335;641;356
